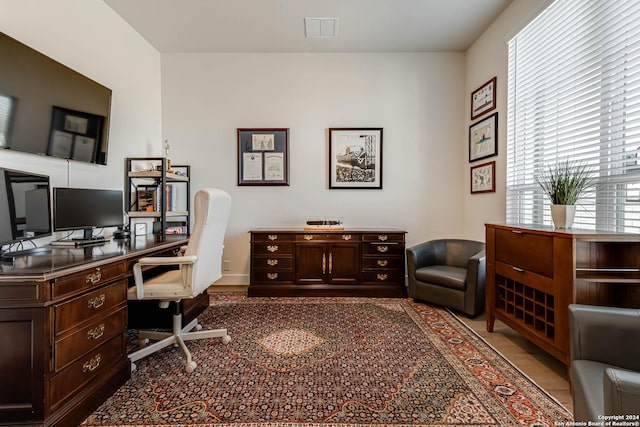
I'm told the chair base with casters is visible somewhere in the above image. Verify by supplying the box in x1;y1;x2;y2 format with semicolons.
128;301;231;373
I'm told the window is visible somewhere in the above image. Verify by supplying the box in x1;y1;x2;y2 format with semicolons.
507;0;640;232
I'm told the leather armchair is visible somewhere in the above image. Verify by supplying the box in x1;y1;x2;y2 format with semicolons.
406;239;485;317
569;304;640;421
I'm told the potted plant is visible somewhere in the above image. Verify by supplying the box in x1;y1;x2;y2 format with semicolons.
534;160;593;228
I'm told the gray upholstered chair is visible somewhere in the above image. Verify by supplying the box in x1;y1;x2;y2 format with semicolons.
569;304;640;421
127;188;231;373
406;239;485;317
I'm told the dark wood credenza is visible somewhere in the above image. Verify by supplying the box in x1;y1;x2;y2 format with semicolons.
0;235;190;427
249;229;407;297
485;223;640;365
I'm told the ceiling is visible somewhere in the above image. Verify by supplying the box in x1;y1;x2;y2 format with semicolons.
104;0;513;53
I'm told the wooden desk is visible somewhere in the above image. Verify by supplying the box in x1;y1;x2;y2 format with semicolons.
485;223;640;364
0;235;188;427
249;229;407;297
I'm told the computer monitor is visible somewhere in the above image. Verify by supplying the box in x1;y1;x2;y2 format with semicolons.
53;187;123;240
0;168;52;259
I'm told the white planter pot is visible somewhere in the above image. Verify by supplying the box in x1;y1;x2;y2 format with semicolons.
551;204;576;229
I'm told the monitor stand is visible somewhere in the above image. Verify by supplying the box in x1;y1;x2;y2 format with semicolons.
0;246;52;262
71;228;108;245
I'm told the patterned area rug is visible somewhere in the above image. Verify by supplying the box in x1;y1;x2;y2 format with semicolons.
84;297;572;426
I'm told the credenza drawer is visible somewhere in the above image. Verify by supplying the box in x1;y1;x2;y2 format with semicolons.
361;270;405;284
251;269;294;283
361;243;404;256
362;233;405;243
52;262;126;299
494;229;553;278
252;233;293;242
361;256;404;270
295;233;361;242
252;256;293;269
252;243;294;255
53;307;127;372
49;334;125;412
54;280;127;336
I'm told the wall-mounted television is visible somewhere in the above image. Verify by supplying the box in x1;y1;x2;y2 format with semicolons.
0;167;52;257
0;32;112;165
53;187;123;241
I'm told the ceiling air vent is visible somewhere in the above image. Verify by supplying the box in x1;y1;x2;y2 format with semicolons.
304;18;339;38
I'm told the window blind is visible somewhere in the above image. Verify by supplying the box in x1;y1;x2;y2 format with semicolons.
506;0;640;232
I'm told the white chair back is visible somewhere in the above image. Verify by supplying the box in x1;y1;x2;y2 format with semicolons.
181;188;231;296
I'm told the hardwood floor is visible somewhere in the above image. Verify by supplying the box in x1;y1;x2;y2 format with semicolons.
457;311;573;412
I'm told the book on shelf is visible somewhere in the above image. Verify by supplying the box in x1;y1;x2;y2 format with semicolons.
165;225;187;235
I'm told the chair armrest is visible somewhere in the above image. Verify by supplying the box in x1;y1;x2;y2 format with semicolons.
604;368;640;415
132;255;197;300
569;304;640;370
463;250;486;316
406;241;439;297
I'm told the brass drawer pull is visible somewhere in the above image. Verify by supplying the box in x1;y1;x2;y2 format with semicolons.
304;234;314;240
267;245;278;253
376;245;389;253
342;234;352;241
267;273;278;280
377;273;388;281
87;294;106;309
268;234;278;241
82;354;101;373
377;260;388;267
267;259;279;266
87;324;105;340
85;269;102;285
378;235;388;241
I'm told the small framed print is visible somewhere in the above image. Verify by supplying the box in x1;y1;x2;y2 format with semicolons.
469;112;498;162
470;161;495;194
237;128;289;186
471;77;496;120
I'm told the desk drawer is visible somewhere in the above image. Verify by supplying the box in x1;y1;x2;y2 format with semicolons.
495;229;554;278
52;262;126;299
49;334;125;411
53;307;126;372
54;280;127;336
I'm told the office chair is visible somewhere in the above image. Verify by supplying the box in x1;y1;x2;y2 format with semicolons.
127;188;231;373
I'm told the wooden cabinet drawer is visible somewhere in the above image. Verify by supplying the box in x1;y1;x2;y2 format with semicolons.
295;233;361;242
251;269;294;283
252;233;292;242
53;307;127;372
52;262;126;299
361;256;404;270
361;270;405;284
495;229;553;278
54;280;127;336
252;256;293;269
362;233;405;243
362;243;404;256
252;242;294;255
49;334;125;412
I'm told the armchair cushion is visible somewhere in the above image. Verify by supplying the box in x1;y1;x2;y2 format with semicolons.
415;265;467;290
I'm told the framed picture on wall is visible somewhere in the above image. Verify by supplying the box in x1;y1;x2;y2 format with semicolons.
469;112;498;162
470;77;497;120
470;161;496;194
237;128;289;186
329;128;383;189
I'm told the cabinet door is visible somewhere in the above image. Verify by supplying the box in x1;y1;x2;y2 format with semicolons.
295;244;326;284
328;243;360;284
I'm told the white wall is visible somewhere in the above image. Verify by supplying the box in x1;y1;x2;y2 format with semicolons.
162;53;465;285
462;0;554;241
0;0;163;241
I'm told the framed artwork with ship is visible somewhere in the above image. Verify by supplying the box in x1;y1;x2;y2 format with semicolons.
329;128;383;189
